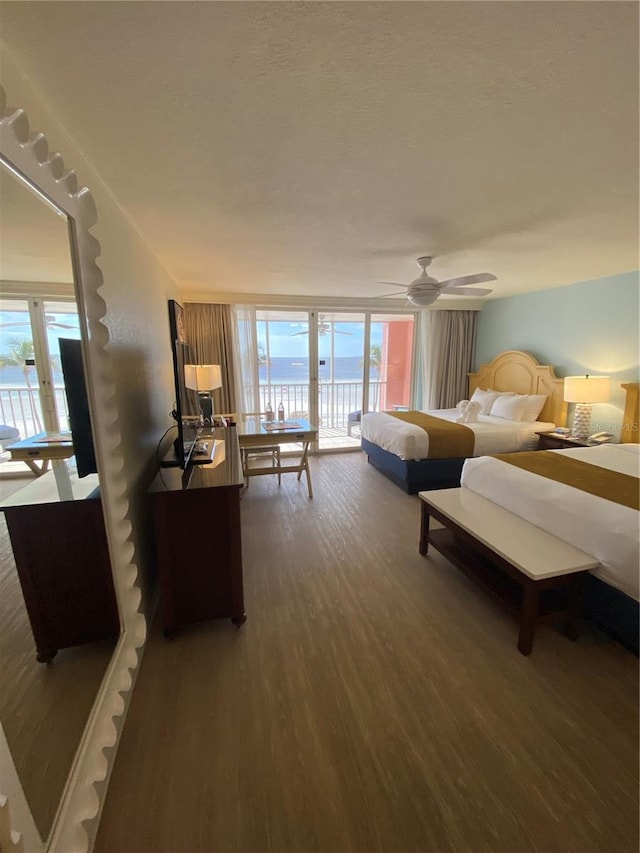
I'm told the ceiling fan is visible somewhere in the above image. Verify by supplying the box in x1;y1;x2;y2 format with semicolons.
378;256;497;307
291;315;353;336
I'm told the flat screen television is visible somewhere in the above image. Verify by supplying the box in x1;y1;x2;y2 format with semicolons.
59;338;98;478
171;337;202;469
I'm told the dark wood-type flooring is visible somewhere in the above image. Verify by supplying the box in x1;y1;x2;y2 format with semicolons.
95;452;638;853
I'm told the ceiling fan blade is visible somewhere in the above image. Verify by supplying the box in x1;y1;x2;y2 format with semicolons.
377;281;407;288
291;331;309;336
439;286;493;297
437;273;497;289
377;290;409;298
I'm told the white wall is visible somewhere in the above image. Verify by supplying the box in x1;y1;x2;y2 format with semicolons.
475;271;640;438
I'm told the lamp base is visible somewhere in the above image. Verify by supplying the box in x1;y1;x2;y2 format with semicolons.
571;403;592;440
198;392;213;424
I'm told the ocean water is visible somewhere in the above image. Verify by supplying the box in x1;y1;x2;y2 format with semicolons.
260;356;376;384
0;357;375;387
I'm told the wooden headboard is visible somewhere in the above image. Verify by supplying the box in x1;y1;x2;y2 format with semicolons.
621;382;639;443
468;350;567;427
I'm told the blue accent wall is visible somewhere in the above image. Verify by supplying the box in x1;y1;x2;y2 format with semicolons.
475;271;639;434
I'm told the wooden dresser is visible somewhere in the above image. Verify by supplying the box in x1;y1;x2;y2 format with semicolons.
1;471;119;662
149;426;246;637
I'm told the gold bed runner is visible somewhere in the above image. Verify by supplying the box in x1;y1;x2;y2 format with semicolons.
387;411;475;459
493;451;639;511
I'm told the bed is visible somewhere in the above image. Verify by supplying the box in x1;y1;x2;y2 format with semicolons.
361;350;567;493
421;382;640;653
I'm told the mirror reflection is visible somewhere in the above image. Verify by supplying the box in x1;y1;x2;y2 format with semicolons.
0;160;119;841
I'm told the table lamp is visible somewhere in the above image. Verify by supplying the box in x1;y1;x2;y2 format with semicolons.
563;374;610;439
185;364;222;424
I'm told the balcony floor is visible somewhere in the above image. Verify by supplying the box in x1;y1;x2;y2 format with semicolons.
317;425;361;451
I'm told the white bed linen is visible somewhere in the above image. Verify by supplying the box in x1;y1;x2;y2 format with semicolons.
461;444;640;601
360;409;555;460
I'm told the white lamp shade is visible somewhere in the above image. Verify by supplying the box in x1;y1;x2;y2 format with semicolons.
185;363;222;392
563;375;610;404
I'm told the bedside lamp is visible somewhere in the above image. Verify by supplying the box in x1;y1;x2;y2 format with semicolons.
185;364;222;424
564;375;610;440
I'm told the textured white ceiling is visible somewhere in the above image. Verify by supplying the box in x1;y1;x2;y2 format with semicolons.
0;163;73;284
1;2;638;303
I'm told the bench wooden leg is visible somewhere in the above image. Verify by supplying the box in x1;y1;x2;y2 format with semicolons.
518;583;540;656
419;502;430;555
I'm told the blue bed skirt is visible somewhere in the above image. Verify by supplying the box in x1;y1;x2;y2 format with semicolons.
361;438;465;494
584;575;639;655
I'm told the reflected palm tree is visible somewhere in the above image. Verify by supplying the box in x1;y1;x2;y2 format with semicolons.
0;337;43;432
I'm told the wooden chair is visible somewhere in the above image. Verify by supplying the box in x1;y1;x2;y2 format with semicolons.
222;413;282;487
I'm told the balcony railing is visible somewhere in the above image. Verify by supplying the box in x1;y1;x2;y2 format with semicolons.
257;380;387;428
1;381;390;447
0;386;69;440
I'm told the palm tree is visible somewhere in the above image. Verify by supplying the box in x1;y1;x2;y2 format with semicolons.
0;337;43;432
369;344;382;411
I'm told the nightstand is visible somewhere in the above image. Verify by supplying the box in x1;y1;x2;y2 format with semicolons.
535;431;592;450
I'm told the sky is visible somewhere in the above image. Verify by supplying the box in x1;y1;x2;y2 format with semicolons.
259;320;384;358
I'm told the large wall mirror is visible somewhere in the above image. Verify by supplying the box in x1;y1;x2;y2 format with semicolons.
0;94;143;852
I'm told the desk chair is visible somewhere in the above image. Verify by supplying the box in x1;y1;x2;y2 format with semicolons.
224;413;282;487
0;424;20;452
347;410;361;437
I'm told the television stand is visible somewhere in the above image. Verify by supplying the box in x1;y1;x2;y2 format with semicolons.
0;470;119;662
149;427;246;635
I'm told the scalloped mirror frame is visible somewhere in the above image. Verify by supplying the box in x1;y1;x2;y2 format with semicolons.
0;87;146;852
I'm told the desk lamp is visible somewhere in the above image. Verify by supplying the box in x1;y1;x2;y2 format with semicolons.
185;364;222;425
563;375;610;440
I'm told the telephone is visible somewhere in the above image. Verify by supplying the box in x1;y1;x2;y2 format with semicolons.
588;432;614;444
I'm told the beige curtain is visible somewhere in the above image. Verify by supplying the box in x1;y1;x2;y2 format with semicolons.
427;310;478;409
184;303;237;415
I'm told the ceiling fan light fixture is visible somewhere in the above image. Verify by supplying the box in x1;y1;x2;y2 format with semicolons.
376;255;497;305
407;290;440;307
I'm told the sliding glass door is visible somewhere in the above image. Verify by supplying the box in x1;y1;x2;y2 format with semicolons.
256;310;311;420
235;306;417;453
0;296;80;442
369;313;415;412
315;312;365;450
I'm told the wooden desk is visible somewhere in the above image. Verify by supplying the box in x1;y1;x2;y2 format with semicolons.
149;427;246;637
7;432;77;500
8;431;74;476
238;418;317;498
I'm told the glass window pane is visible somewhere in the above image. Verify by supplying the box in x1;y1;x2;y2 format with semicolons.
317;312;365;450
256;310;309;418
370;314;415;412
0;298;44;439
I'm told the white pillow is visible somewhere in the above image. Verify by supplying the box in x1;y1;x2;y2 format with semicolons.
521;394;548;422
469;388;499;415
490;394;529;421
